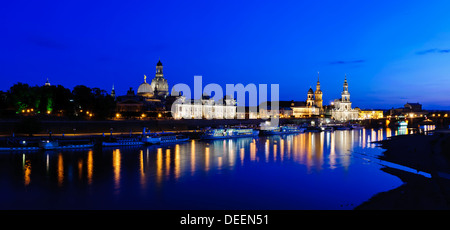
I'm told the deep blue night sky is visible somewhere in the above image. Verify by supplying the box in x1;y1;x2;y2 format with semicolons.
1;1;450;109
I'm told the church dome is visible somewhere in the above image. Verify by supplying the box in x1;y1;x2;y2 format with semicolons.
151;77;169;95
137;75;154;97
308;87;314;94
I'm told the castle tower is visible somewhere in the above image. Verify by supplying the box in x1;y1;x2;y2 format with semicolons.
341;74;350;102
314;72;323;110
307;87;315;107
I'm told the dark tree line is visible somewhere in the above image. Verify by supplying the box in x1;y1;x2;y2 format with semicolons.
0;83;116;120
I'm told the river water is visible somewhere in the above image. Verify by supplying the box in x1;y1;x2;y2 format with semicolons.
0;126;435;210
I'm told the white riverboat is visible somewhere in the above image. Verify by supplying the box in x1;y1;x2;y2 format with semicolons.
101;137;144;147
141;128;190;145
200;128;259;140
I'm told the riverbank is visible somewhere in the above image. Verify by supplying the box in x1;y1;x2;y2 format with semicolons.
356;131;450;209
0;118;269;136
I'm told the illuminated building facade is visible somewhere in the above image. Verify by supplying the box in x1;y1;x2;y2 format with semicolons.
331;76;358;121
172;95;237;120
116;60;173;117
358;109;384;119
292;88;320;118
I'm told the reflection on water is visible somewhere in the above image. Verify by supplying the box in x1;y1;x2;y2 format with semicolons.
4;125;435;209
113;149;121;193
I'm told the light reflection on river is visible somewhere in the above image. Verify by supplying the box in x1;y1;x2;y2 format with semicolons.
0;126;435;210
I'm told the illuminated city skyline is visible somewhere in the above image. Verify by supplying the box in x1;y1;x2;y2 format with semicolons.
1;1;450;109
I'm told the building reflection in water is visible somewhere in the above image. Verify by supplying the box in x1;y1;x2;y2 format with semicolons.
191;140;196;175
113;149;121;193
175;144;180;180
205;147;210;172
165;149;171;178
280;139;284;162
156;148;163;185
58;153;64;187
250;140;256;162
23;154;31;186
240;148;245;165
329;132;336;169
139;150;145;189
28;126;437;191
78;158;83;181
87;150;93;185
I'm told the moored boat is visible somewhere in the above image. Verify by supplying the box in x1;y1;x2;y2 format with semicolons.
0;146;40;151
141;128;190;145
101;137;144;147
350;124;364;129
39;140;94;150
201;128;259;140
260;125;306;135
159;134;190;144
141;133;162;145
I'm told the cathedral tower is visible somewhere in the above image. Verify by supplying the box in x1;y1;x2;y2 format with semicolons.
341;74;350;102
314;72;323;110
307;87;315;107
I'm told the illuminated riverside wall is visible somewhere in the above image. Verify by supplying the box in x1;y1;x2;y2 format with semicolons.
2;113;450;135
0;118;269;135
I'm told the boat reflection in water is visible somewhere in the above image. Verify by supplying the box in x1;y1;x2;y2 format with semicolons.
2;125;434;210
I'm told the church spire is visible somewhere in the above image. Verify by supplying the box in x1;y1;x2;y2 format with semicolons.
315;72;321;92
314;72;323;110
111;84;116;100
343;74;348;90
156;59;163;77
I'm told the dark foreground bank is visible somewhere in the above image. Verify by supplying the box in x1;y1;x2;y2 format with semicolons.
356;131;450;209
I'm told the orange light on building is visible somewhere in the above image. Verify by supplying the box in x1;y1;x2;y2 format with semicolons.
116;113;120;118
158;113;162;118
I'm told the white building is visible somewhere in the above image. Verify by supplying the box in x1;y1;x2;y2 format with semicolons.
291;88;320;118
172;96;237;120
331;76;358;121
